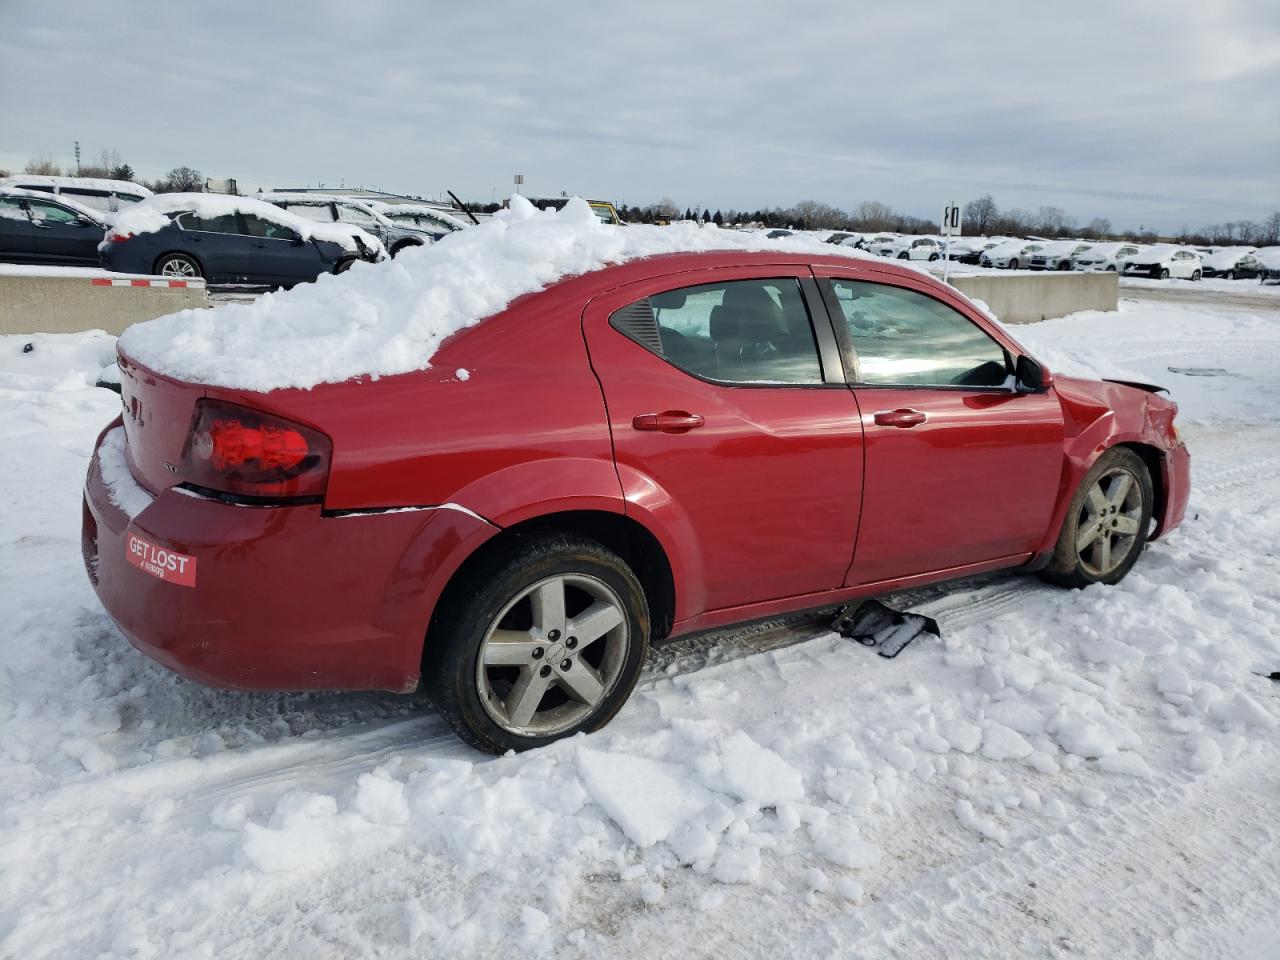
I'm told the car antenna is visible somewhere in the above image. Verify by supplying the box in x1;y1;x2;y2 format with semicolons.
447;190;481;226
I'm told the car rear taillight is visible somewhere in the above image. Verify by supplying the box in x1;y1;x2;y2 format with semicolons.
106;232;134;243
181;399;330;501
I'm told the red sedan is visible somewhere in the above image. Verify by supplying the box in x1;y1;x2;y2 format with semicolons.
82;249;1189;752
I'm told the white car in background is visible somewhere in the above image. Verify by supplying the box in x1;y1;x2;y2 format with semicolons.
862;233;901;256
1072;242;1145;272
0;174;152;225
980;239;1045;269
1122;244;1203;280
895;236;944;261
1199;246;1261;279
1029;239;1094;271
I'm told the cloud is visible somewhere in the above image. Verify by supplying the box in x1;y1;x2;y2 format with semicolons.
1;0;1274;231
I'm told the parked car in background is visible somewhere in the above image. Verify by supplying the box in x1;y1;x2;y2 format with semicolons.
824;231;862;245
100;194;382;285
1072;242;1145;273
0;187;107;266
1257;248;1280;284
1122;245;1202;280
861;233;900;256
1029;240;1093;271
366;202;467;238
0;175;151;224
1200;247;1261;279
83;231;1189;752
261;194;434;256
980;239;1045;269
896;236;943;261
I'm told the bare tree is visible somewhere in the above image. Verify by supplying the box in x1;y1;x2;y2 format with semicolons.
792;199;846;230
1083;217;1112;239
1263;211;1280;246
963;194;998;235
158;166;204;193
23;155;62;176
852;200;895;232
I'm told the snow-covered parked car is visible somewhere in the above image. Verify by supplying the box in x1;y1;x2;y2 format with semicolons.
262;193;435;257
81;197;1190;752
980;239;1045;270
367;201;468;238
1072;242;1145;273
862;233;900;256
0;174;151;224
1029;240;1093;271
0;187;107;267
1199;247;1261;280
1122;245;1202;280
1257;247;1280;284
895;236;943;261
99;193;383;285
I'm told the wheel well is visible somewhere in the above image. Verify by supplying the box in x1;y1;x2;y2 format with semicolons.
152;251;201;275
390;239;423;257
1118;442;1166;534
426;510;677;655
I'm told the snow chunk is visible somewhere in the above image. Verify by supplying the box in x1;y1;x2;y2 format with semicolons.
808;819;882;869
118;196;875;392
711;843;762;884
980;722;1034;761
716;731;806;805
577;747;714;848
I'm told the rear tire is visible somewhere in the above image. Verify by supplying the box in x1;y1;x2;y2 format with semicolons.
1041;447;1153;588
333;257;356;274
1159;268;1170;279
424;533;650;754
1191;269;1202;281
897;252;909;260
153;253;202;279
1008;259;1019;270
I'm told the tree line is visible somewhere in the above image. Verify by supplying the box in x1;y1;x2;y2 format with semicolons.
5;150;206;194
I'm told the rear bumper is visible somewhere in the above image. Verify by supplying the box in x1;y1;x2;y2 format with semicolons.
83;432;495;692
1155;442;1191;539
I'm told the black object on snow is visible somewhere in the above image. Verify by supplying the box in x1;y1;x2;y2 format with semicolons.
832;599;940;659
22;342;34;353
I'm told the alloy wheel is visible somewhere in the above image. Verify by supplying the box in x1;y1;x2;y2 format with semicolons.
475;574;629;736
158;257;198;278
1074;468;1144;577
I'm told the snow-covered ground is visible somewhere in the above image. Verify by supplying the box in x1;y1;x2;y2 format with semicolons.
1;292;1278;959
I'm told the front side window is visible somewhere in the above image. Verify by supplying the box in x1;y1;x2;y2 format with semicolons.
240;214;299;241
26;200;81;223
611;278;823;384
828;279;1009;388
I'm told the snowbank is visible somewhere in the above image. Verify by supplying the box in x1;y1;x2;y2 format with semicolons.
104;193;385;258
118;196;876;392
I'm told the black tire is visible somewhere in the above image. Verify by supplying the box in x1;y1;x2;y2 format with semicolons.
1191;269;1202;281
1041;447;1154;589
424;533;650;754
1058;261;1072;271
1008;259;1019;270
152;252;202;279
928;253;939;262
1159;268;1170;279
333;257;356;274
1106;265;1116;272
897;251;909;260
1225;270;1235;280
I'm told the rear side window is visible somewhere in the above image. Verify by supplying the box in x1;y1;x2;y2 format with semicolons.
0;198;28;220
610;278;823;385
828;279;1009;388
178;212;241;234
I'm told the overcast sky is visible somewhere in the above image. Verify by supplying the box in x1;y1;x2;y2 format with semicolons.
2;1;1276;232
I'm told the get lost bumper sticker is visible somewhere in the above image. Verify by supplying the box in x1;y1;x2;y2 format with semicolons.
125;531;197;587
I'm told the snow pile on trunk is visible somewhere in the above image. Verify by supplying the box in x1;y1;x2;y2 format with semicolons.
118;196;875;392
104;192;384;258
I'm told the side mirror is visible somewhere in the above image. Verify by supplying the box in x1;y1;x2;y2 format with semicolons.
1015;355;1050;393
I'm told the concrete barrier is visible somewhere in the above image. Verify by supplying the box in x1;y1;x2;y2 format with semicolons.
944;271;1118;324
0;267;208;336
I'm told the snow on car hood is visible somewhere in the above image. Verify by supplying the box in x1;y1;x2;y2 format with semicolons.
119;196;879;392
105;193;384;257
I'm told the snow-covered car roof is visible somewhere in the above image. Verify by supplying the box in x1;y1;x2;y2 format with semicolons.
0;186;108;223
119;196;888;393
108;193;385;257
985;239;1036;256
1132;244;1200;260
1252;247;1280;267
0;174;152;197
1077;241;1143;257
1036;239;1090;256
258;192;394;224
368;202;468;230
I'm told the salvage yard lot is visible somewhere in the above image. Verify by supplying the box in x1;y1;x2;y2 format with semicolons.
1;285;1278;958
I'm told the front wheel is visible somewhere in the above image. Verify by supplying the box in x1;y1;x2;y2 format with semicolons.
154;253;202;279
897;252;909;260
1041;447;1153;588
1008;259;1019;269
424;534;650;753
1159;268;1171;279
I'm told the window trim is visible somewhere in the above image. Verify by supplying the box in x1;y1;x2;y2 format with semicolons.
817;275;1016;393
606;271;846;390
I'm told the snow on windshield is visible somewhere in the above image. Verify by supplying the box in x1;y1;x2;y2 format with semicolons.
106;193;384;257
119;196;881;392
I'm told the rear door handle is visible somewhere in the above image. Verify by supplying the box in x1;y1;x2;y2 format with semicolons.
632;411;705;433
873;408;928;428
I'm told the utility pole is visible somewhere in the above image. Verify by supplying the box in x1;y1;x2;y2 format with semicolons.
74;140;81;174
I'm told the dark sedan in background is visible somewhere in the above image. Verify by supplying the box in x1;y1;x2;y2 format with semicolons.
100;195;381;287
0;188;107;266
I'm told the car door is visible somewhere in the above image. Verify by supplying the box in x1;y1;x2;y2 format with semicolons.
582;266;864;614
25;198;101;265
815;268;1064;585
0;197;34;262
177;212;249;282
334;202;387;246
238;213;319;285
